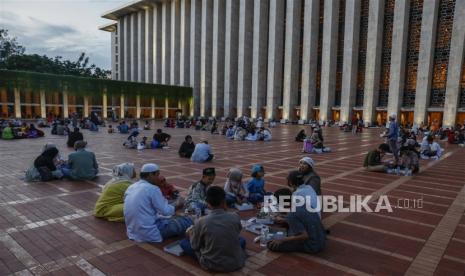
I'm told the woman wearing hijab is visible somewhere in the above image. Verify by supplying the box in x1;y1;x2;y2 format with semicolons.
67;127;84;148
29;145;64;181
94;163;136;222
224;168;248;207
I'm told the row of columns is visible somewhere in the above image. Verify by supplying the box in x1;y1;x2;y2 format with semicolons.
114;0;465;127
4;90;183;120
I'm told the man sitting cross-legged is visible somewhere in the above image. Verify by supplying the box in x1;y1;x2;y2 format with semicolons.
267;170;326;254
124;163;192;243
180;186;247;272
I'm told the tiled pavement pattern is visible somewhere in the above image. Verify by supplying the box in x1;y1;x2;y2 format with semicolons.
0;123;464;276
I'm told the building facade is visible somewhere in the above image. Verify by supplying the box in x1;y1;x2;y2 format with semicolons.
101;0;465;127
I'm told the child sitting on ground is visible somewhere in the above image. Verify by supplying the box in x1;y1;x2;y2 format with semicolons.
108;125;115;134
247;165;270;205
157;176;180;203
224;168;248;207
123;131;139;149
144;121;151;130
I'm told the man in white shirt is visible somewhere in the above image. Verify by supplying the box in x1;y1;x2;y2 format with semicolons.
124;163;192;242
191;140;214;163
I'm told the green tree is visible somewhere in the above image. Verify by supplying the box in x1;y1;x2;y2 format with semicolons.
0;29;110;79
0;29;25;66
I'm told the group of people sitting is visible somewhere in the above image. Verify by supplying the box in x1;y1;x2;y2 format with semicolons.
92;156;324;272
296;127;331;153
1;121;44;140
178;135;215;163
122;128;172;150
364;114;447;176
25;141;98;182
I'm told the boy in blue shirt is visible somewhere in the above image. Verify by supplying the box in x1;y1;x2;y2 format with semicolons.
247;164;269;204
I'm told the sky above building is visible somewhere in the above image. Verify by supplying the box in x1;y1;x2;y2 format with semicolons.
0;0;127;70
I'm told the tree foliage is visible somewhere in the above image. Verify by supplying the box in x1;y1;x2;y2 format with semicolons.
0;29;110;79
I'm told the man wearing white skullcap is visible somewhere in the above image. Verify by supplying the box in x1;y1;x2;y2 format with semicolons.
298;157;321;195
124;163;192;242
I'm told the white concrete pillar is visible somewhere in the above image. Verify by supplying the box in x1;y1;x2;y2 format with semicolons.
165;97;169;118
120;95;125;119
212;0;225;118
102;92;107;119
162;1;171;84
251;0;268;119
39;90;46;118
319;0;340;122
151;97;155;118
413;0;440;125
14;88;21;118
130;13;138;82
153;4;163;83
136;95;141;119
443;0;465;128
83;96;89;118
138;10;146;83
224;0;240;118
180;0;191;86
363;0;385;125
118;19;125;81
236;0;254;118
200;0;213;117
171;0;181;85
145;7;153;83
387;0;409;118
63;90;69;119
282;0;302;121
266;0;285;120
124;16;131;81
300;0;320;121
190;0;202;116
339;0;361;123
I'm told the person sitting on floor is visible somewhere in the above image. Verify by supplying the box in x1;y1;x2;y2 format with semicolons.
157;175;180;203
1;123;14;140
191;140;214;163
225;125;235;139
267;170;326;254
94;163;136;222
179;135;196;158
62;141;98;180
144;120;151;130
420;136;442;160
124;163;191;242
295;129;307;142
118;121;129;134
27;124;44;138
29;147;64;181
298;157;321;196
67;127;84;148
153;129;171;148
224;168;248;207
363;143;390;173
247;164;269;204
180;186;247;272
107;125;115;134
25;144;64;182
184;168;216;214
399;143;420;176
123;130;139;149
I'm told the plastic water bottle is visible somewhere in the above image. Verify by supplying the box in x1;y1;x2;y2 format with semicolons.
260;227;269;247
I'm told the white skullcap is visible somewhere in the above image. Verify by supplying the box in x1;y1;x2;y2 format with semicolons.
141;163;160;173
299;157;315;168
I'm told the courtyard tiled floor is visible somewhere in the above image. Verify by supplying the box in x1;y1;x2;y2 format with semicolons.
0;123;464;275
